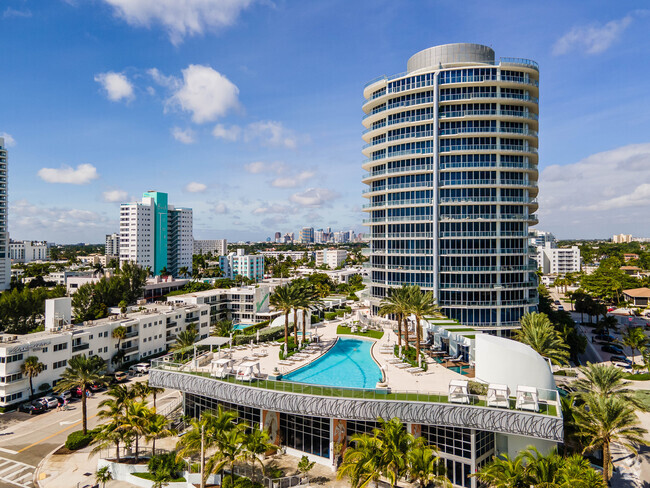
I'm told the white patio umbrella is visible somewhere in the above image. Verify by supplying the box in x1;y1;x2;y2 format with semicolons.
256;329;260;343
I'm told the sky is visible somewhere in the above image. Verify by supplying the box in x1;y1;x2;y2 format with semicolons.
1;0;650;243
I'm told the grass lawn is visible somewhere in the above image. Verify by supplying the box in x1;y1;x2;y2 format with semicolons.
132;473;186;482
623;372;650;381
337;325;384;340
633;390;650;410
445;328;476;332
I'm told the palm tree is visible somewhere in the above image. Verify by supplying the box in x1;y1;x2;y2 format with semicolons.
217;421;249;483
94;384;136;460
146;413;173;455
122;401;154;462
407;437;450;488
242;428;276;478
337;434;381;488
379;287;409;349
95;466;113;488
269;285;297;350
93;262;105;277
472;451;529;487
622;326;648;366
297;285;321;345
171;325;197;357
20;356;44;399
574;362;648;411
515;312;570;365
404;286;443;367
112;326;127;352
374;417;412;488
573;393;649;484
54;354;106;434
179;266;189;278
558;454;606;487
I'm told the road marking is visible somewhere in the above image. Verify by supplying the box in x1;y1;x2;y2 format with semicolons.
0;457;34;488
0;448;18;454
58;421;77;425
17;413;98;453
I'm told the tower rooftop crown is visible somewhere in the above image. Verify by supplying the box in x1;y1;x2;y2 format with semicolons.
407;43;495;72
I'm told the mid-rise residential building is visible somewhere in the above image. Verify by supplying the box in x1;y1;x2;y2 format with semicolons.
536;242;581;275
0;297;210;408
362;43;539;328
612;233;633;244
0;138;8;290
314;229;325;244
105;233;120;259
299;227;314;243
77;254;107;266
259;250;313;261
119;191;192;278
219;249;264;281
530;230;556;248
315;249;348;269
9;240;50;263
193;239;227;256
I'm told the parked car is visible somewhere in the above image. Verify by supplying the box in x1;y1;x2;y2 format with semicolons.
601;344;624;355
608;307;616;312
58;390;72;401
595;334;616;342
39;396;59;409
554;300;561;305
134;363;150;374
557;305;564;311
19;401;46;415
114;371;128;382
610;355;631;365
89;383;104;392
70;387;84;398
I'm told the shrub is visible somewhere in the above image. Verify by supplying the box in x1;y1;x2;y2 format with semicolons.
65;430;94;450
468;381;488;396
38;383;51;392
324;312;336;320
242;320;271;335
233;326;283;345
344;306;352;313
148;452;184;480
311;314;321;324
335;310;345;318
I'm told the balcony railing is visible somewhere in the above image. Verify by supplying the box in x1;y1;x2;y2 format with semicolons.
72;343;90;353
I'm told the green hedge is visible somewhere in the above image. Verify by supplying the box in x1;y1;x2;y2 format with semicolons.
324;312;337;320
233;326;284;345
311;314;321;324
394;344;428;371
242;320;271;335
65;429;98;450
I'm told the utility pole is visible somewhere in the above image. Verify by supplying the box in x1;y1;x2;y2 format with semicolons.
200;423;205;488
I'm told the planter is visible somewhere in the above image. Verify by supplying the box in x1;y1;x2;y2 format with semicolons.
98;458;220;488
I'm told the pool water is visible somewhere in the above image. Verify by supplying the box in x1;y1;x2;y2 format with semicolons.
449;365;470;375
233;323;254;331
283;338;382;389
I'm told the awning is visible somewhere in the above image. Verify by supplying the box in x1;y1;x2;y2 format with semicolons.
195;336;231;347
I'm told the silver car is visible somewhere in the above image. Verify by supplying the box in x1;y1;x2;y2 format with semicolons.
40;396;59;409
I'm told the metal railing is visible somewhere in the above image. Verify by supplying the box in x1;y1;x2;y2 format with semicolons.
151;359;560;417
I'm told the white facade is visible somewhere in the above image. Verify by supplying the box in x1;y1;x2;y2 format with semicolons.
9;240;50;263
612;233;633;243
0;298;210;408
536;242;581;275
315;249;347;269
530;230;556;248
193;239;227;256
219;249;264;281
105;233;120;258
119;199;155;271
0;139;8;290
168;206;193;277
259;250;312;261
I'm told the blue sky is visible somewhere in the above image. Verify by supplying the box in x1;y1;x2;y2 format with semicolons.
1;0;650;243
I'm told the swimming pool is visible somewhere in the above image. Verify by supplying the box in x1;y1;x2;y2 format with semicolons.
283;338;382;389
232;323;254;331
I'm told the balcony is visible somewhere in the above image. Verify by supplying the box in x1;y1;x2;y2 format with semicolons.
72;343;90;353
122;344;138;354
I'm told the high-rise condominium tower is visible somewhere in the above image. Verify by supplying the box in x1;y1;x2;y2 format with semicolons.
119;191;193;277
0;138;8;290
362;44;539;328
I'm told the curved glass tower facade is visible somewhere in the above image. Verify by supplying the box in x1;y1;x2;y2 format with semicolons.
362;44;539;328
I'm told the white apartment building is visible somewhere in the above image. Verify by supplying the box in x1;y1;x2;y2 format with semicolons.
530;230;556;248
315;249;347;269
0;139;9;290
219;249;264;281
78;254;107;266
259;250;312;261
613;233;633;244
167;284;278;325
119;191;193;278
193;239;227;256
0;297;210;408
105;233;120;258
536;242;581;275
9;240;50;263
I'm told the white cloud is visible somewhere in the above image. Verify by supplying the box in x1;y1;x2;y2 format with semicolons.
212;120;302;148
171;127;196;144
289;188;339;207
252;203;292;215
3;8;32;18
271;170;315;188
538;143;650;236
101;0;256;45
38;163;99;184
243;161;286;174
94;72;135;102
168;65;239;123
245;120;298;148
553;13;637;55
102;189;128;202
148;68;178;89
0;132;16;147
185;182;207;193
212;124;241;141
213;202;229;214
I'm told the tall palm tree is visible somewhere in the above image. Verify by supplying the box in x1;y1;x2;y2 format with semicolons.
374;417;413;488
404;286;443;367
172;325;197;357
54;354;106;434
179;266;189;278
297;285;321;345
122;401;154;462
20;356;45;399
379;287;409;349
622;326;648;366
112;326;127;353
242;428;276;478
146;412;173;455
94;386;135;462
407;437;450;488
217;421;249;483
515;312;570;365
573;393;649;484
337;434;382;488
574;362;648;411
472;451;529;488
269;285;297;350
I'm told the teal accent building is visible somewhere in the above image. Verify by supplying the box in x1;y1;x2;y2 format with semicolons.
143;191;169;276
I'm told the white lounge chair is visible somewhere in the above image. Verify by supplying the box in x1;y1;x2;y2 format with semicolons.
486;384;510;408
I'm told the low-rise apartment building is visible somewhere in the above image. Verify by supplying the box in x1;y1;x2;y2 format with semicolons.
535;243;581;275
0;297;209;409
315;249;347;269
219;249;264;281
193;239;227;256
10;240;50;263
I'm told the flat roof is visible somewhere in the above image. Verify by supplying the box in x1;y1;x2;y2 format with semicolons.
195;336;231;347
623;287;650;298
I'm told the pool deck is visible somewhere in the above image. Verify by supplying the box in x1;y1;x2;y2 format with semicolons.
192;319;465;393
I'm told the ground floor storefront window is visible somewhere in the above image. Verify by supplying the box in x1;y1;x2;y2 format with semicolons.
280;413;330;458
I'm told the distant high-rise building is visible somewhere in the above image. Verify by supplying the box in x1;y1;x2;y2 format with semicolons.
193;239;227;256
612;234;633;244
299;227;314;243
362;43;539;326
314;229;325;244
0;138;9;290
119;191;193;277
274;232;281;240
105;233;120;259
530;230;556;248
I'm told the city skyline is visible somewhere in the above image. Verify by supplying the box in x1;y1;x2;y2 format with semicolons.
1;1;650;242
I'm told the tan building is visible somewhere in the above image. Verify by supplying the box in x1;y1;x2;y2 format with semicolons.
622;287;650;307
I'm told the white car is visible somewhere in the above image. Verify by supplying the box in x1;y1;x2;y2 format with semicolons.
40;396;59;409
134;363;150;374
